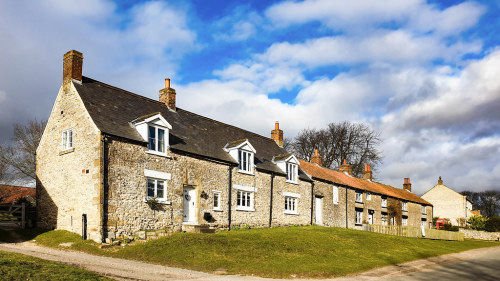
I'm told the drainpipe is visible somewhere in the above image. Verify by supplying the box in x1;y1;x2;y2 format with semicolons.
310;182;314;225
345;187;348;228
101;133;108;243
228;165;232;230
269;173;274;228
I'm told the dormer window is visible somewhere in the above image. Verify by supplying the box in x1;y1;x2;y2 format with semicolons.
238;150;253;173
272;153;299;184
148;125;165;153
224;139;256;175
131;113;172;157
286;163;297;183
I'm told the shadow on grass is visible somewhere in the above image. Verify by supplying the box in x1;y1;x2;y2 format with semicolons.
0;228;49;243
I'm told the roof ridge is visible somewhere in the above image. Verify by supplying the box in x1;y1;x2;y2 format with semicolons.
83;76;280;146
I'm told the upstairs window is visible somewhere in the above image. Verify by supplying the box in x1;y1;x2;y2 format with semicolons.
355;192;363;203
286;163;298;183
148;125;166;153
366;192;372;200
402;202;407;211
381;197;387;208
238;150;253;173
62;129;73;151
422;205;426;214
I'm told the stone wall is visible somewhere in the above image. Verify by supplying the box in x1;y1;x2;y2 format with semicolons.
105;137;314;238
459;229;500;241
312;181;347;227
36;82;103;242
422;185;467;225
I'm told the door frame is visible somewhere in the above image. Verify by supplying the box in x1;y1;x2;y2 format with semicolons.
183;185;197;224
315;196;323;225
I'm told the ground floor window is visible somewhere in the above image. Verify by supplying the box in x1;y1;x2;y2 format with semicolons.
368;210;374;224
355;209;363;225
213;191;221;211
402;216;408;226
391;217;396;226
284;197;298;214
237;190;253;211
147;178;166;201
381;213;388;225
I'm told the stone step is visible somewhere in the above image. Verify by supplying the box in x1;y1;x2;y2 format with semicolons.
182;224;215;233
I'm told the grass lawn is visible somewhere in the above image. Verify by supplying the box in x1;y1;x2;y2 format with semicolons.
0;251;113;280
2;226;499;279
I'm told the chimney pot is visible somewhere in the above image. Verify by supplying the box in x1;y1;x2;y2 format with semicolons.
339;159;353;175
311;149;322;166
362;164;372;180
159;78;176;111
438;176;443;185
271;121;283;147
343;159;347;165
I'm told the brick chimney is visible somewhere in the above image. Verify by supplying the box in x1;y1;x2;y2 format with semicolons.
159;78;176;111
271;121;283;147
438;176;443;185
338;159;352;175
403;178;412;192
362;164;372;180
63;50;83;91
311;149;322;166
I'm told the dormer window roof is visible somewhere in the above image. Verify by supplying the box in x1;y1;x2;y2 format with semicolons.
131;112;172;157
273;153;299;184
224;139;256;175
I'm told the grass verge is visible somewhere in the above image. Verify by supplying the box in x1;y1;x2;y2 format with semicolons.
0;250;113;280
5;226;500;279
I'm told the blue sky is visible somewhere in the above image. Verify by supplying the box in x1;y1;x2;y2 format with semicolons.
0;0;499;194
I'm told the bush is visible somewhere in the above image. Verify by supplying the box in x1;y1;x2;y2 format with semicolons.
467;215;488;231
441;223;459;232
484;217;500;232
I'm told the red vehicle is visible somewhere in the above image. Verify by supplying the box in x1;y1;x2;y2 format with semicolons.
436;218;447;229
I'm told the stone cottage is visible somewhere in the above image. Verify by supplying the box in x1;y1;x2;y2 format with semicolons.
300;150;433;229
37;50;434;242
421;177;476;226
36;50;313;242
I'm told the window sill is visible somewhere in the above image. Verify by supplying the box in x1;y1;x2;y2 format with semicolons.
355;201;363;204
59;148;75;155
286;180;299;185
402;210;408;212
238;170;254;176
355;223;362;226
284;211;299;215
236;207;255;212
144;198;171;205
213;209;223;212
146;150;171;158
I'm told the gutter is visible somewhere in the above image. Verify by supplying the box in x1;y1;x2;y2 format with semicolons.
101;133;108;243
228;165;232;230
269;173;274;227
345;187;348;228
310;182;314;225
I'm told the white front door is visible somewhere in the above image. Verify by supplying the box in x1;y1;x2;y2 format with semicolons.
183;187;196;223
315;197;323;225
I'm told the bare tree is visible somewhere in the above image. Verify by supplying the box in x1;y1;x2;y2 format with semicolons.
289;121;383;177
461;190;500;217
0;159;8;184
0;119;46;182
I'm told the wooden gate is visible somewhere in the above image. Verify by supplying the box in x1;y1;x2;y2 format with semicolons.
0;203;31;229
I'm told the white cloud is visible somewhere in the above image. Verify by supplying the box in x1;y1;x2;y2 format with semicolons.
213;8;263;42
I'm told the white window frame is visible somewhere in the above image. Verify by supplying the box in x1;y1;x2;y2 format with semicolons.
146;178;167;203
144;169;171;204
422;205;426;214
366;192;371;200
391;217;396;226
381;214;388;226
355;192;363;203
332;185;339;205
402;202;407;212
61;128;74;151
368;212;373;224
381;197;387;208
286;162;298;184
147;125;167;155
213;191;222;211
238;150;254;174
284;196;298;215
355;210;363;225
236;190;254;211
402;217;408;226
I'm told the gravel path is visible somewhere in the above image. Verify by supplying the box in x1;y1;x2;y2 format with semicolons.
0;242;499;281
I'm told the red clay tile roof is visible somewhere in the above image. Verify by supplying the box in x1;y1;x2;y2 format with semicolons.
299;160;432;206
0;185;35;204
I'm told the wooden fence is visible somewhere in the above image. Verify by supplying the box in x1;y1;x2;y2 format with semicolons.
363;224;464;241
0;203;35;229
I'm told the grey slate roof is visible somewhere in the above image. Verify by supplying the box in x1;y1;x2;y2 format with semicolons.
74;77;311;180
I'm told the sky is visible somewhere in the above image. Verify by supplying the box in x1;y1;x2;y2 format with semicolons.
0;0;499;194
